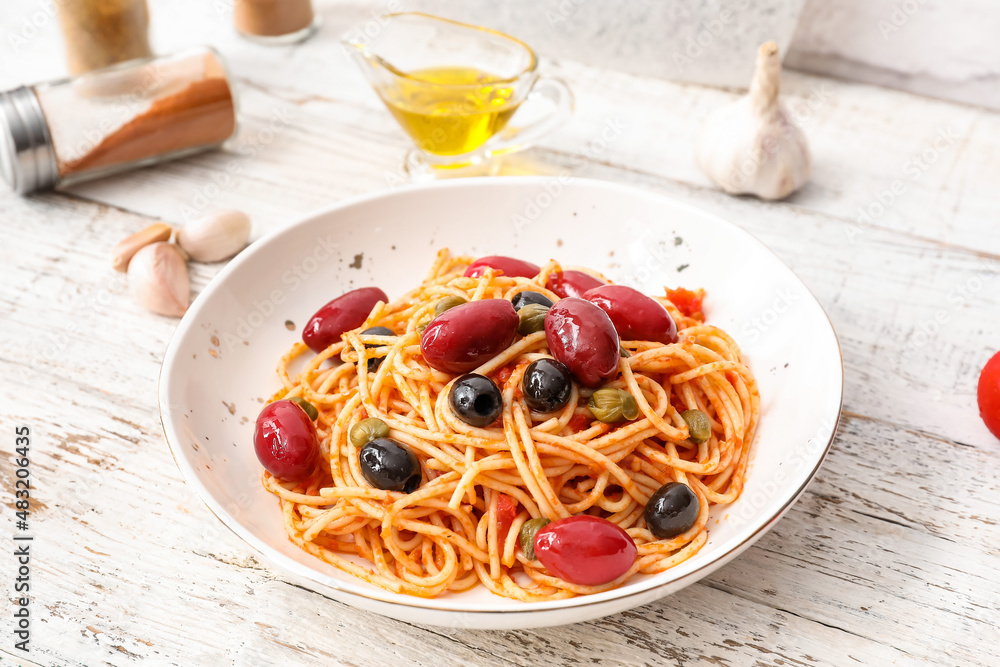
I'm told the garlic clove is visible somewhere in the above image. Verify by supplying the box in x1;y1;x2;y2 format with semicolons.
128;242;190;318
176;209;251;263
696;41;811;200
111;222;173;272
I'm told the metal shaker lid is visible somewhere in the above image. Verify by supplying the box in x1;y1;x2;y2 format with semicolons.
0;86;58;194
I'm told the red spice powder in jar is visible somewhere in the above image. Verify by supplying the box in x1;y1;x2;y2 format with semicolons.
32;48;237;181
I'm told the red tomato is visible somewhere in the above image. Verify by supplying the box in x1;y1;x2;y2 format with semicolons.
464;256;541;279
533;515;637;585
496;493;518;549
493;362;518;387
665;287;705;320
568;413;592;432
978;351;1000;439
547;270;606;299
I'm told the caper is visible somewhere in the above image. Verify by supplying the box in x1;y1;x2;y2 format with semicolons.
681;409;711;444
289;396;318;421
349;417;390;448
519;517;551;560
517;303;550;336
619;345;631;358
588;388;639;423
434;295;467;317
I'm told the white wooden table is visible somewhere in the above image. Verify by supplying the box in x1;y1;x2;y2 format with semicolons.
2;2;999;665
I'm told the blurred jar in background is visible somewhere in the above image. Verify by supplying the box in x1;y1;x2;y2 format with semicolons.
57;0;153;74
234;0;318;45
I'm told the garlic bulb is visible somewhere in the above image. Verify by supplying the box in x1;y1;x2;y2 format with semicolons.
696;41;810;200
176;210;251;263
128;242;190;317
111;222;172;272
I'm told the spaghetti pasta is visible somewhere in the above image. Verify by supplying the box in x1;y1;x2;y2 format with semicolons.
258;249;759;600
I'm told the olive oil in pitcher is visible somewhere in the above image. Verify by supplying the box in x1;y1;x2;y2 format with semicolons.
343;13;573;177
375;66;522;156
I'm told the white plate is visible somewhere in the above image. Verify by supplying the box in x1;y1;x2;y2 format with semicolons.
159;177;843;629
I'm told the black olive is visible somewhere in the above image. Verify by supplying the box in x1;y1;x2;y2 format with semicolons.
359;438;421;493
522;359;572;413
644;482;700;539
450;373;503;427
361;326;395;373
511;290;554;312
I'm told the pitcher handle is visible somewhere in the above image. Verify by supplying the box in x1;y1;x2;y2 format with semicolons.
485;77;574;158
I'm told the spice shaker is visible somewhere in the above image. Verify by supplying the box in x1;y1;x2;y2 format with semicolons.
57;0;153;74
0;47;238;195
234;0;319;45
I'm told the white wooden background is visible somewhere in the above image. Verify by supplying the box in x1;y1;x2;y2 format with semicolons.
2;1;999;665
787;0;1000;111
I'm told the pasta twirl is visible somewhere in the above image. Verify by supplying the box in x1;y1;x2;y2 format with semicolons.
259;249;759;600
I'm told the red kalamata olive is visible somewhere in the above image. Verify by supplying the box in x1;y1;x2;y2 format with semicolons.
582;284;678;344
302;287;389;353
253;400;319;481
544;298;620;387
546;270;606;299
464;256;541;279
421;299;518;373
534;515;637;586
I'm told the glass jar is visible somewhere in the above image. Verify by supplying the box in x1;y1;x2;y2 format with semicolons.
234;0;319;45
57;0;153;75
0;47;238;194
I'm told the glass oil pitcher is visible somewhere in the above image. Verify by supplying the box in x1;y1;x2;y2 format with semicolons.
343;13;573;180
